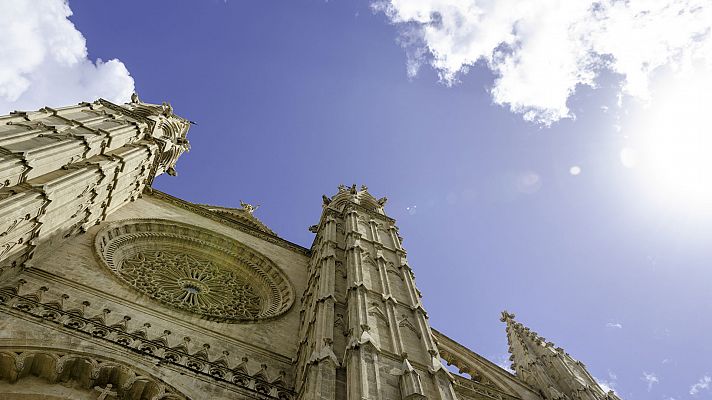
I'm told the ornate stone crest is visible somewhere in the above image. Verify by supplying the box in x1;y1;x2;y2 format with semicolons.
94;219;294;322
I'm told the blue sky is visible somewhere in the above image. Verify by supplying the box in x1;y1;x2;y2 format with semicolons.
2;1;712;399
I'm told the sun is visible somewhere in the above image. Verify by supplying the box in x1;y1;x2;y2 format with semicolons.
624;67;712;211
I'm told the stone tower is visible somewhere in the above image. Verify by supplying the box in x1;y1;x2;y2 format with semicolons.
0;96;189;279
501;312;620;400
295;185;456;399
0;99;620;400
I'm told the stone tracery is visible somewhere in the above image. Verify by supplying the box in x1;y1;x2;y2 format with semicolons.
94;219;294;322
120;251;263;319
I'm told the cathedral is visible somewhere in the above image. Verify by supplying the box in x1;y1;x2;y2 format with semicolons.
0;98;620;400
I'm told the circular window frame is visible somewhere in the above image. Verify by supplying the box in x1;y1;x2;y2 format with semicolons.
94;219;294;323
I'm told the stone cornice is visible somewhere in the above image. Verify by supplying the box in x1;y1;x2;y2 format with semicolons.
97;99;155;125
452;375;525;400
23;267;294;366
147;189;310;256
0;279;296;399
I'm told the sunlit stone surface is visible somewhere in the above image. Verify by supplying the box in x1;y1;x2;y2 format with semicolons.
0;100;620;399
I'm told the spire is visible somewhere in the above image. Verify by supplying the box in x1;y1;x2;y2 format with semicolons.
501;311;622;400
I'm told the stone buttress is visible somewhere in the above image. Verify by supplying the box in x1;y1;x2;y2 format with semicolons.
295;185;457;400
0;96;190;276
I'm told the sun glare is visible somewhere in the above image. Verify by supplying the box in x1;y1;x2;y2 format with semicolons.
625;67;712;211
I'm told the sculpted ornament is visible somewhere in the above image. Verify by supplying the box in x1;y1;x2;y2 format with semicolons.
94;219;294;322
120;251;263;319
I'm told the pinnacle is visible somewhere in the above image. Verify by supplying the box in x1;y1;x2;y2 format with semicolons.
501;313;616;400
502;311;561;372
500;310;516;322
322;184;388;209
501;312;552;347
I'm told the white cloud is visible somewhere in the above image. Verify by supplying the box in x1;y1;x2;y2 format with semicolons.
605;322;623;329
373;0;712;125
642;371;659;391
0;0;134;114
595;370;618;394
596;379;614;393
690;375;711;395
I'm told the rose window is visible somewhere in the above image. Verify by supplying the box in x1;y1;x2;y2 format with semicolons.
94;219;294;322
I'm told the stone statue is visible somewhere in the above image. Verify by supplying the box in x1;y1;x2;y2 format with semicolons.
240;200;259;214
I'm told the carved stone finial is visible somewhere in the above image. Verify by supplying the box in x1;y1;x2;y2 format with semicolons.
322;194;331;206
349;184;357;194
338;184;347;192
500;310;516;322
360;185;368;191
161;101;173;117
239;200;259;214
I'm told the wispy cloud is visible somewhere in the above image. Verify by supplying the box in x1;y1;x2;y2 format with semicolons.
642;371;659;391
0;0;134;114
595;370;618;394
373;0;712;125
493;353;514;373
606;322;623;329
690;375;711;395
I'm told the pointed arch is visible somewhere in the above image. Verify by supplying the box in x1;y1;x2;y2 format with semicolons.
0;347;188;400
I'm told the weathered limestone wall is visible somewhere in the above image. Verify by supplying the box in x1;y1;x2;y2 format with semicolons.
1;192;310;398
0;313;257;399
0;100;612;400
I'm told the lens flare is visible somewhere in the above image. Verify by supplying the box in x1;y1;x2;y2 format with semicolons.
626;67;712;211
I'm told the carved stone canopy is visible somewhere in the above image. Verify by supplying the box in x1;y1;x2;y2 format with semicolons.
94;219;294;323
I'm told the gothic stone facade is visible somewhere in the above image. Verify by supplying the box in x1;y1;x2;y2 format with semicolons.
0;99;620;400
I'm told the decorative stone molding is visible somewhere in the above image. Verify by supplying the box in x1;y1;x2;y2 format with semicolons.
94;219;295;322
433;328;542;400
148;190;309;256
0;347;187;399
0;280;296;399
182;200;274;235
452;375;525;400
